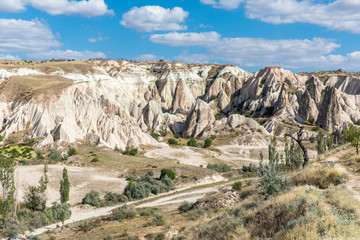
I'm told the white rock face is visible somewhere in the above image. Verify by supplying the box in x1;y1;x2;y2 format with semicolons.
0;60;251;149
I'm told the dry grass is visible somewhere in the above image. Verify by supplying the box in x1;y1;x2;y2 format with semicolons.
291;163;348;189
0;75;73;103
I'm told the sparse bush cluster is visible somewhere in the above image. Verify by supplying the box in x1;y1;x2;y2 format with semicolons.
123;147;138;156
109;204;137;221
206;163;232;172
123;171;175;201
187;137;197;147
81;190;128;208
168;138;179;145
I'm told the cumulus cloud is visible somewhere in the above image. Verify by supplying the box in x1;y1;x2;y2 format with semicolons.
0;54;21;60
0;0;113;17
0;18;61;53
120;6;189;32
200;0;245;10
150;31;221;46
148;31;360;69
201;0;360;33
27;49;107;60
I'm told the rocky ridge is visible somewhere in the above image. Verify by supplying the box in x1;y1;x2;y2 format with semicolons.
0;60;359;149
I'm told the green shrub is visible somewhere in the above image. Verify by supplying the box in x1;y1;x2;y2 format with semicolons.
140;208;158;217
210;135;217;140
168;138;179;145
91;157;100;162
68;147;77;156
312;126;320;131
49;149;62;162
159;125;169;137
187;137;197;147
104;192;127;205
110;204;136;221
160;169;176;180
178;201;192;213
123;147;138;156
232;181;242;191
242;163;257;173
309;136;315;143
146;213;166;226
82;190;102;207
207;163;231;172
204;138;212;148
258;163;290;199
150;132;159;140
174;133;182;139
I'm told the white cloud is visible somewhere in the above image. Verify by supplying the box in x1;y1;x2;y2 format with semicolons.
88;36;107;43
200;0;245;10
28;49;107;60
133;54;164;61
149;31;360;69
0;0;113;17
0;18;61;53
120;6;189;32
150;32;221;46
0;54;21;60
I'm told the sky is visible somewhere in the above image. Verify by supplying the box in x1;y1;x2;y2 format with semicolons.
1;0;360;72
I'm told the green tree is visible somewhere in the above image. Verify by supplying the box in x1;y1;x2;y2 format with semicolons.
24;186;43;211
344;124;360;154
60;168;70;203
204;138;212;148
0;156;15;219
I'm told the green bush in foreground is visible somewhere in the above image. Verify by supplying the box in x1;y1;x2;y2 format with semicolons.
204;138;212;148
123;147;138;156
68;147;77;156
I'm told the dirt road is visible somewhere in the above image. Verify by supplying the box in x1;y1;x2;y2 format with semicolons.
29;177;243;236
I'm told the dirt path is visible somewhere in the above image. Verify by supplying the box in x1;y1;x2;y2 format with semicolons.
324;149;360;201
29;177;244;236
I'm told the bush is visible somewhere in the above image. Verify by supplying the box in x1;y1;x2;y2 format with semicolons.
258;163;290;199
159;125;169;137
110;204;136;221
232;181;242;191
178;201;192;213
160;169;176;180
204;138;212;148
104;192;127;205
150;132;159;140
187;137;197;147
24;186;46;211
82;190;102;207
210;135;217;140
91;157;100;162
35;150;44;160
309;136;315;143
68;147;77;156
174;133;181;139
146;213;165;226
207;163;231;173
168;138;179;145
312;126;320;131
123;147;138;156
49;149;62;162
242;163;257;173
140;208;158;217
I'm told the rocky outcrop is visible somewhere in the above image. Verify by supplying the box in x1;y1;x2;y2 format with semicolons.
182;99;215;138
171;79;187;112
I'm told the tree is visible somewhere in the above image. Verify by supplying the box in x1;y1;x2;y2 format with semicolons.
285;126;309;167
0;156;15;219
344;124;360;154
24;165;48;211
60;168;70;203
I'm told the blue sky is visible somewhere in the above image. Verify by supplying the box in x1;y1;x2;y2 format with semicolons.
1;0;360;72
